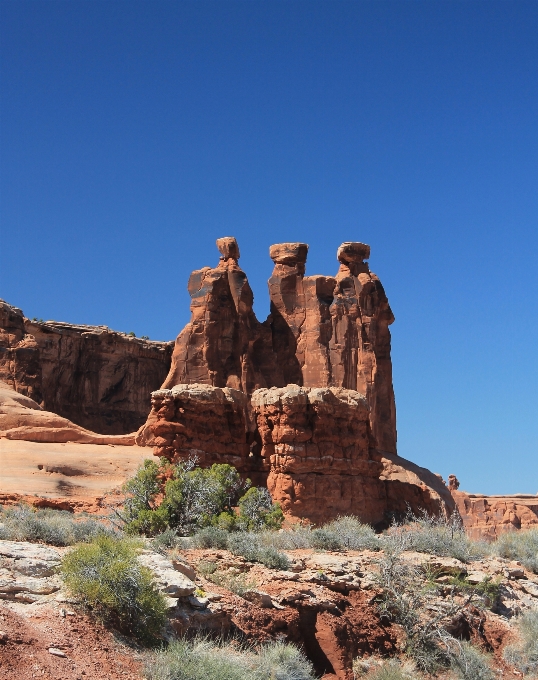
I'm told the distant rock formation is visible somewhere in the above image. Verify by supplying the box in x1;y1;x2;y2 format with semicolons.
451;488;538;540
0;299;173;435
0;380;135;444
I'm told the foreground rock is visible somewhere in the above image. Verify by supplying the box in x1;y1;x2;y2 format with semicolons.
0;299;173;435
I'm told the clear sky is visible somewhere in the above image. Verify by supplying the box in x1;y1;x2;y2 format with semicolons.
1;1;537;495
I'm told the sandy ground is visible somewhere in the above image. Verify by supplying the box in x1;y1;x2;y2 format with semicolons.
0;439;150;504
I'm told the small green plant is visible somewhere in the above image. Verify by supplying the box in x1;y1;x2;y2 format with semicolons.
0;504;114;546
61;535;166;642
205;570;256;597
354;659;417;679
128;331;136;337
194;587;206;598
145;636;317;680
191;526;229;549
227;531;290;570
503;609;538;675
446;574;501;608
495;528;538;573
141;335;150;340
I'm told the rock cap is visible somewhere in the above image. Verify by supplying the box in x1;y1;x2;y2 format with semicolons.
337;242;370;264
216;237;240;261
269;243;309;265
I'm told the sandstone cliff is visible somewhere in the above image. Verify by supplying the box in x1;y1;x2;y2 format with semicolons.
0;299;173;434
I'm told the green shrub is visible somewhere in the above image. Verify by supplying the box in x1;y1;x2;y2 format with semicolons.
355;659;417;679
495;528;538;573
145;636;317;680
61;535;166;642
237;487;284;531
0;504;114;546
321;516;379;551
503;609;538;675
205;570;257;597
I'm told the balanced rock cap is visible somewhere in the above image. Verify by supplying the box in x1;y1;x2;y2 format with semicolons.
269;243;309;265
337;242;370;264
216;237;240;261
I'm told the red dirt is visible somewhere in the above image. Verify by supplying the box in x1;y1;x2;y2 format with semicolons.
0;603;143;680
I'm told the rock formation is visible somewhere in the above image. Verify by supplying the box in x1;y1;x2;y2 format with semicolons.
266;241;396;454
0;299;173;435
0;380;134;445
161;237;283;395
451;489;538;540
135;384;254;473
138;381;452;525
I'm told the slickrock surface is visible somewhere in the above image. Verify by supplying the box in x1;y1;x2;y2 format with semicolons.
135;383;254;471
0;380;135;445
0;439;149;511
452;489;538;540
0;299;173;435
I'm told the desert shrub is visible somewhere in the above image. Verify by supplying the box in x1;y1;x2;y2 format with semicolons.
495;528;538;574
237;487;284;531
259;525;313;550
196;560;218;578
227;532;290;570
0;504;114;546
354;659;417;679
448;641;495;680
152;527;181;553
206;570;257;597
503;609;538;675
192;526;230;549
321;516;379;551
61;534;166;642
145;636;317;680
381;511;485;563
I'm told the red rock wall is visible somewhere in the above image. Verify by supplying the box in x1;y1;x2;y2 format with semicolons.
451;490;538;540
0;299;173;435
136;384;254;473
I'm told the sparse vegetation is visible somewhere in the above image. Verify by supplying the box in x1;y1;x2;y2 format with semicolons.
448;641;495;680
381;511;487;562
353;658;417;679
61;534;166;642
0;504;115;546
503;609;538;675
495;528;538;573
145;636;317;680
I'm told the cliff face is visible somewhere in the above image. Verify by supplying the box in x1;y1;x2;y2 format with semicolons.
0;299;173;435
163;237;397;455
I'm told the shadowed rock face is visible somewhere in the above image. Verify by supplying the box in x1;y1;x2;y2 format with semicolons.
0;299;173;435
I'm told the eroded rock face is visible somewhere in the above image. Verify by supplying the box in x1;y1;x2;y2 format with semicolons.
0;300;173;435
250;386;450;525
162;238;283;395
266;242;397;454
451;490;538;540
136;384;253;472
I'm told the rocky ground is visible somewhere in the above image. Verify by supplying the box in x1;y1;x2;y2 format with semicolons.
1;536;537;679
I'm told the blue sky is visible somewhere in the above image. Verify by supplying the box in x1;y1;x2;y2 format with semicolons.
1;1;537;495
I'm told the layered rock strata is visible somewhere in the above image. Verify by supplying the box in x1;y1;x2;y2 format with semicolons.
251;385;387;524
138;382;452;525
0;380;135;445
136;384;254;472
451;489;538;540
0;299;173;434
